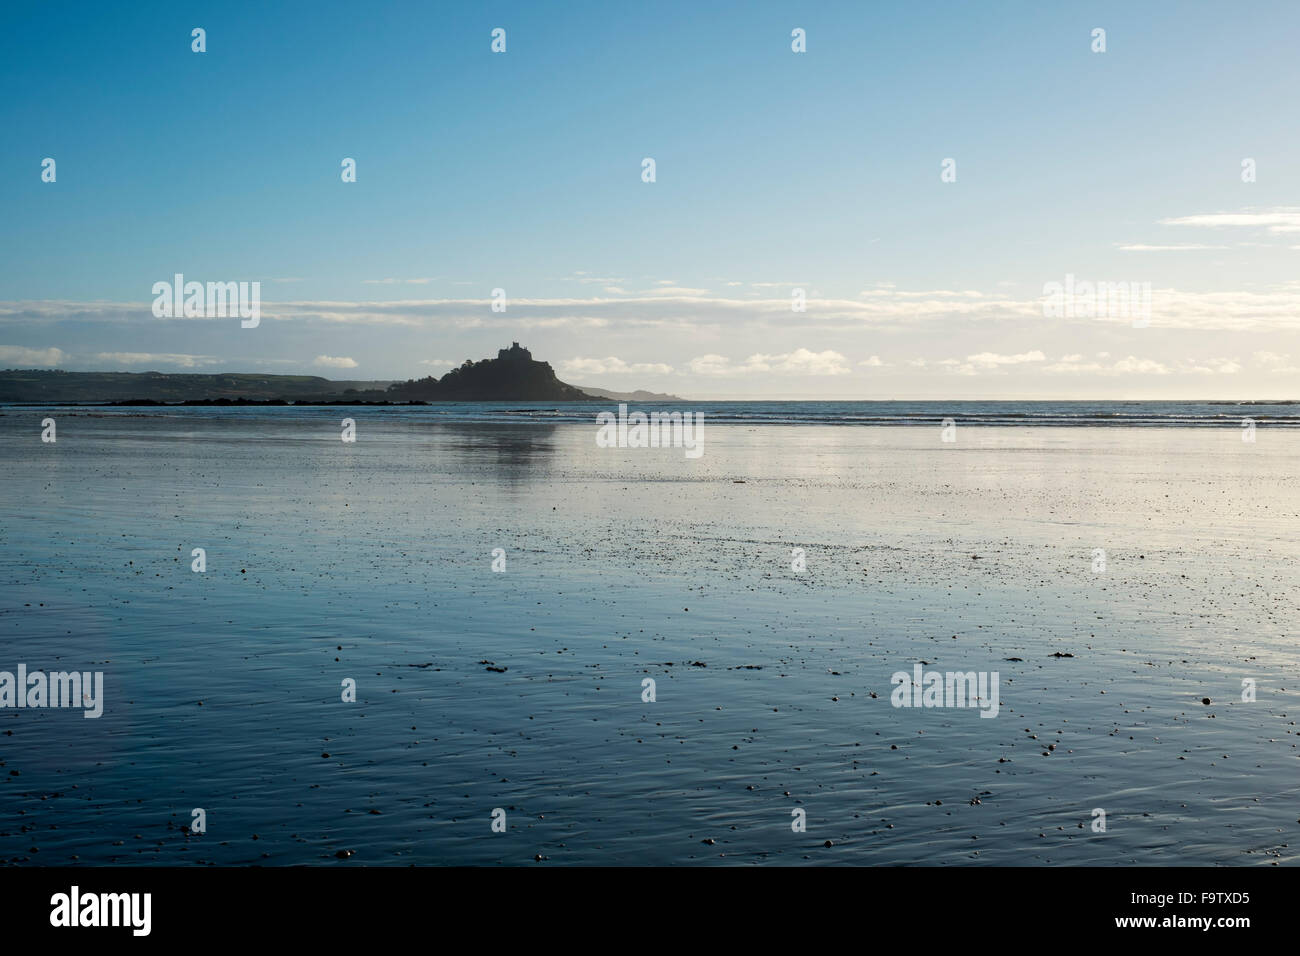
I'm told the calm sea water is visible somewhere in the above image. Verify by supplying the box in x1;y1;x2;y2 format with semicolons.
5;399;1298;427
1;408;1297;865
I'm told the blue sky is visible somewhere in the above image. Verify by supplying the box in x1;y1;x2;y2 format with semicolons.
3;0;1300;397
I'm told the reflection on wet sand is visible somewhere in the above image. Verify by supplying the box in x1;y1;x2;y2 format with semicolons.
0;411;1296;865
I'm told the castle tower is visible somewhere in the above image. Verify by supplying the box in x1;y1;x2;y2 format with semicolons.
497;342;532;361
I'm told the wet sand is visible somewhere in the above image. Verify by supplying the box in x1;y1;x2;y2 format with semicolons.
0;410;1297;864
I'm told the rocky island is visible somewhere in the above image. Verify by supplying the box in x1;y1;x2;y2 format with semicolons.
385;343;596;402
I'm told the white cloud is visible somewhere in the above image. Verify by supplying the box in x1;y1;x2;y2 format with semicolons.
557;356;673;376
1182;358;1241;375
362;277;439;285
642;286;710;296
1042;355;1172;375
419;358;458;368
1112;356;1171;375
1117;243;1227;251
1041;361;1107;374
690;349;850;377
313;355;358;369
91;352;214;368
11;279;1300;341
964;350;1046;369
858;355;886;367
762;349;851;375
687;354;737;376
1253;351;1288;365
930;351;1047;377
1160;209;1300;233
0;345;64;367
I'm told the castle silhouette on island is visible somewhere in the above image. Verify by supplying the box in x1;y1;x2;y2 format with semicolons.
385;342;594;401
497;342;531;362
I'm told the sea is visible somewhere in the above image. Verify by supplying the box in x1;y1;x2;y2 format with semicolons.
1;401;1297;865
5;398;1297;426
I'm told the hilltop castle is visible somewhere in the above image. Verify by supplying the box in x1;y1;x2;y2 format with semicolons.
497;342;532;362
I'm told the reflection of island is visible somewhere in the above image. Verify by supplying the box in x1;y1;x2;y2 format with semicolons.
435;420;561;479
0;344;680;404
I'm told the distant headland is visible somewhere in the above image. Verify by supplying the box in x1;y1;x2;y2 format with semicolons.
0;344;684;405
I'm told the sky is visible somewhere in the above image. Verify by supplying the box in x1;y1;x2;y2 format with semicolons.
2;0;1300;399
